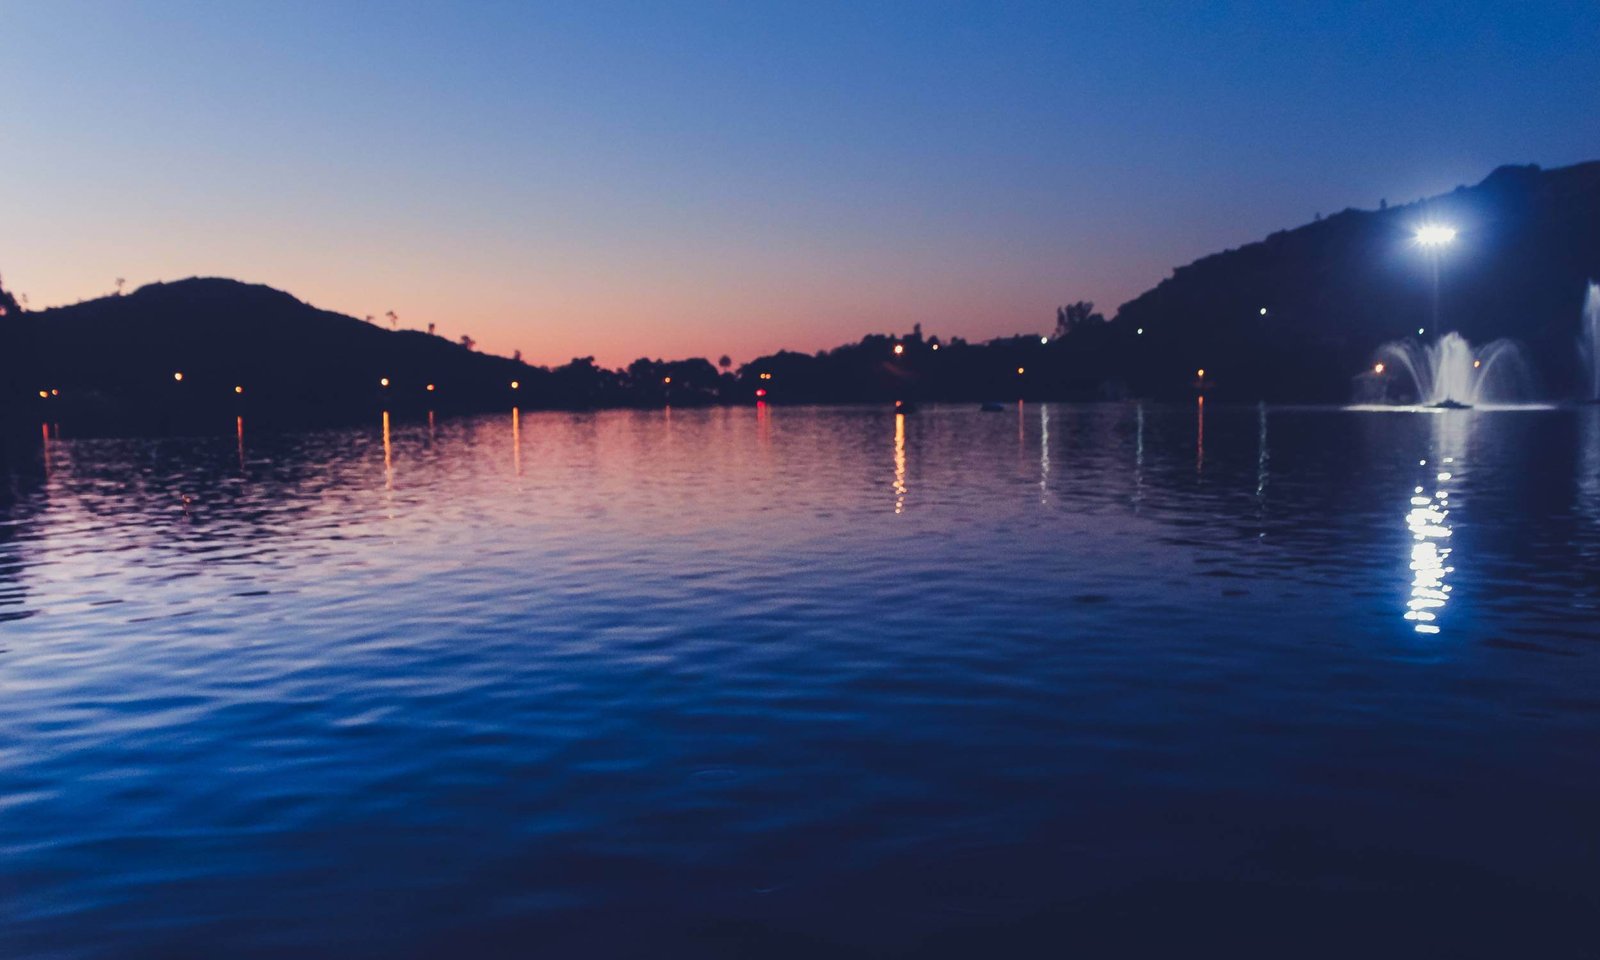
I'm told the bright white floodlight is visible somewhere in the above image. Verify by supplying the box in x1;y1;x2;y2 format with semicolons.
1415;225;1457;247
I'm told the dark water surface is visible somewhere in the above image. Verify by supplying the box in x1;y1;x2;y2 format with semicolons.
2;403;1597;958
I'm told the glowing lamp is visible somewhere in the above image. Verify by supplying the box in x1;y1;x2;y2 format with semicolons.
1259;307;1268;316
379;377;390;387
931;343;940;351
426;383;435;392
173;372;184;382
1136;328;1144;335
38;390;48;399
1196;369;1205;378
893;344;904;356
50;389;59;396
234;385;244;394
663;376;672;384
1374;363;1385;374
1016;366;1025;375
1415;225;1457;246
1040;337;1049;345
510;380;520;390
755;388;767;397
1473;360;1481;369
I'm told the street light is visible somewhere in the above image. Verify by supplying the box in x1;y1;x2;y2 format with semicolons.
1415;224;1457;334
1415;225;1457;247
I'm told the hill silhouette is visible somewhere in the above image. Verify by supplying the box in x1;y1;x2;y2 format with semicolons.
1109;161;1600;399
3;160;1598;432
729;161;1600;404
1;278;632;431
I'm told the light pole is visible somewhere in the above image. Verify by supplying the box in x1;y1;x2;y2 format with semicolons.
1415;225;1457;335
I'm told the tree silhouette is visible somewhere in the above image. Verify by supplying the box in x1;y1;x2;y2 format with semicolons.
385;310;398;330
459;334;476;351
1054;301;1104;338
718;355;732;371
115;277;126;296
427;322;436;336
0;273;19;317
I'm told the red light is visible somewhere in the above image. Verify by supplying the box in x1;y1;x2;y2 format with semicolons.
755;388;767;397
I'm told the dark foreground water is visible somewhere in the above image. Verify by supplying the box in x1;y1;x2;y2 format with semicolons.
1;403;1597;958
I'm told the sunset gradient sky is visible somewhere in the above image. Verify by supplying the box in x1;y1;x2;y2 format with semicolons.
3;1;1597;366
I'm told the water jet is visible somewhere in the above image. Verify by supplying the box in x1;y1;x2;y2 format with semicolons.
1372;332;1532;406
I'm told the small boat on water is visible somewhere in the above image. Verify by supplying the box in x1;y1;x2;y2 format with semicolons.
1431;399;1472;410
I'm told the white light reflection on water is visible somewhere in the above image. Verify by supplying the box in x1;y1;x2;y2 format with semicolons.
1132;402;1144;513
1039;404;1050;503
1403;413;1469;634
1255;403;1269;531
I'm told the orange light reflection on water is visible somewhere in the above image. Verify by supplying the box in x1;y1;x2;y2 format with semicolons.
893;412;907;514
382;411;393;490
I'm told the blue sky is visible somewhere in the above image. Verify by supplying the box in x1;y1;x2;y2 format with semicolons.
2;1;1596;364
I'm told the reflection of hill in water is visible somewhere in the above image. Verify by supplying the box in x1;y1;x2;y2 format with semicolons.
0;432;47;622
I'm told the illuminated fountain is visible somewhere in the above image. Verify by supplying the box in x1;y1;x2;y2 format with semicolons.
1374;332;1532;407
1580;281;1600;402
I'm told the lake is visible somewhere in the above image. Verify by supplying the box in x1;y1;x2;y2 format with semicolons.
2;402;1596;958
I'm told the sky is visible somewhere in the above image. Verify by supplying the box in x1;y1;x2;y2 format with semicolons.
2;1;1597;367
